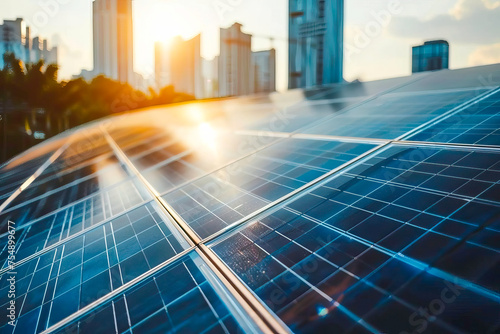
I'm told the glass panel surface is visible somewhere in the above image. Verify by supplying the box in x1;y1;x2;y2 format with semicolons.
408;89;500;145
48;252;261;334
0;177;151;234
0;152;55;203
248;99;364;133
163;139;377;239
302;89;486;139
139;133;278;194
210;144;500;334
0;203;191;333
4;155;129;213
392;63;500;93
305;73;429;101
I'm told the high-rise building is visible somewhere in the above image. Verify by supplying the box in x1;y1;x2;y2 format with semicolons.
32;36;43;63
218;23;253;97
412;40;449;73
0;18;27;67
93;0;134;84
31;38;58;66
155;35;202;98
289;0;344;89
0;18;57;68
202;57;219;98
155;41;169;90
252;49;276;94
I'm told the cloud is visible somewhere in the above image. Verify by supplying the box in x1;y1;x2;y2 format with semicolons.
389;0;500;44
469;43;500;66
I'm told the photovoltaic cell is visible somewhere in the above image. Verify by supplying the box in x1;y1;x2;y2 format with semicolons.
408;89;500;145
3;156;130;214
302;89;486;139
0;177;151;234
0;203;190;333
110;129;279;195
210;144;500;333
248;99;364;133
51;252;261;334
391;63;500;93
0;152;55;203
162;138;377;239
304;73;428;101
0;195;106;269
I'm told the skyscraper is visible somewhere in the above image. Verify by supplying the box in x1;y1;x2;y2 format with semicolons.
0;18;27;67
93;0;134;84
218;23;253;97
155;35;202;98
412;40;449;73
252;49;276;94
289;0;344;89
202;57;219;98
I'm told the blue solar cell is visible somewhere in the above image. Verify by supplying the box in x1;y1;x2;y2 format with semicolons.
162;138;377;239
0;177;151;234
302;89;485;139
0;203;190;333
0;152;56;203
49;252;261;334
209;143;500;333
408;89;500;145
119;132;278;194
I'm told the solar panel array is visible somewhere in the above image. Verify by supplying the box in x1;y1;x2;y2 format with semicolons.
0;64;499;334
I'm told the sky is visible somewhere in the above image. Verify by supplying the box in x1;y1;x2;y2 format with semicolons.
1;0;500;91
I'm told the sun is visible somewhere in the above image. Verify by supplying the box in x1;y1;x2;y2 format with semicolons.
133;0;208;76
137;1;201;46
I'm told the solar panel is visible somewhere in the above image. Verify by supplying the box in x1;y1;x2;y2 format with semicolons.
408;88;500;145
209;144;500;333
391;64;500;93
47;252;263;334
301;89;489;139
0;203;191;333
0;177;151;233
162;138;377;239
1;66;499;334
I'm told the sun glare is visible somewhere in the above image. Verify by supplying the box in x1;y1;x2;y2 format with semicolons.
198;122;218;153
138;2;201;47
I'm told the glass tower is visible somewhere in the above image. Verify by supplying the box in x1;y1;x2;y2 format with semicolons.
412;40;449;73
289;0;344;89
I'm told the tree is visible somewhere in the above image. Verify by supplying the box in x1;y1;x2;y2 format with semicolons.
0;55;197;163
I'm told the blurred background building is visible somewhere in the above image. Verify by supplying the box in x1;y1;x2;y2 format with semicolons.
412;40;450;73
155;35;203;99
289;0;344;89
202;57;219;98
218;23;253;97
93;0;134;84
252;49;276;94
0;18;58;68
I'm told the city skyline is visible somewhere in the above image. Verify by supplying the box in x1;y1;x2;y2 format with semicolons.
0;17;58;69
1;0;499;92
